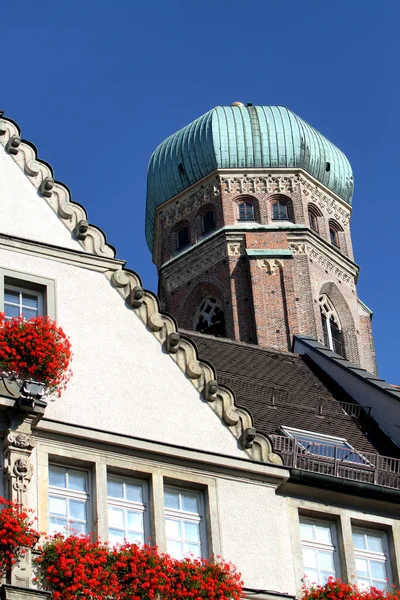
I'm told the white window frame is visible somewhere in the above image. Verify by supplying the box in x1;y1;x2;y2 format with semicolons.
106;473;149;546
299;517;341;585
352;527;392;590
48;464;91;536
4;284;44;319
0;267;57;321
164;485;207;559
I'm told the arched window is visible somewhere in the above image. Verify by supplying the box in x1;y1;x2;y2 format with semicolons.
238;201;254;221
272;201;289;220
308;204;322;233
194;297;226;337
202;210;216;234
319;295;345;357
329;220;342;248
176;226;190;251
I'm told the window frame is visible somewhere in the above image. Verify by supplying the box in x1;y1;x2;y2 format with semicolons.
272;201;289;221
4;283;44;320
176;226;190;251
352;527;392;590
238;201;255;221
48;463;91;536
163;484;207;560
0;267;57;321
106;472;150;546
299;516;341;585
201;210;216;235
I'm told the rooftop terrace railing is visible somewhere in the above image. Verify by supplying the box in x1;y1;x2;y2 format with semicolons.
270;434;400;490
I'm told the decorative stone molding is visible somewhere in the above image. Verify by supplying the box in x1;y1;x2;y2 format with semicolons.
0;113;282;466
227;242;245;257
163;240;228;292
255;258;283;274
299;175;351;226
289;242;355;286
0;584;51;600
159;179;220;228
0;118;115;259
220;174;296;195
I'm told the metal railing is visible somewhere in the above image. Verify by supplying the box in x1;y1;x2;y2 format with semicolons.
270;435;400;490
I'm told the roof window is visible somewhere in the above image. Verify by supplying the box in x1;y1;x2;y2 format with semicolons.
281;427;368;464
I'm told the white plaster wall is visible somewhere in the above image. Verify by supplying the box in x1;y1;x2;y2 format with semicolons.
0;146;83;251
0;247;247;458
217;478;296;594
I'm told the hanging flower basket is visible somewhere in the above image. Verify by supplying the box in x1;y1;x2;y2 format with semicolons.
0;314;72;398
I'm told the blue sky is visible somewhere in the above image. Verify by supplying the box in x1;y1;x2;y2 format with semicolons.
2;1;399;381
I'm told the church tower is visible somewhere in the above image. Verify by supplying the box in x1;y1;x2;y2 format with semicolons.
146;103;377;374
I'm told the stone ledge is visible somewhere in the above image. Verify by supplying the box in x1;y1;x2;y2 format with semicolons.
0;584;50;600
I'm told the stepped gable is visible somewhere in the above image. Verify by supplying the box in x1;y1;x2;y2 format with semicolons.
183;330;398;458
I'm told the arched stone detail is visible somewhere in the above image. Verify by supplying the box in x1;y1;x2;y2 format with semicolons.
267;193;295;223
319;282;360;364
232;194;261;223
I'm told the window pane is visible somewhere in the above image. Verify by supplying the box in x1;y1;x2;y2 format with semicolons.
164;490;180;510
107;478;124;499
69;500;86;521
181;493;199;513
49;466;67;488
70;521;87;535
109;528;125;545
300;522;314;541
49;516;67;534
184;521;200;542
319;551;334;571
49;496;67;516
367;534;383;553
355;557;369;578
126;483;142;503
68;470;87;492
184;542;201;557
22;308;37;320
165;518;181;538
372;581;387;591
21;294;39;309
167;540;184;559
304;569;319;584
315;525;332;544
353;532;366;549
4;290;19;303
303;548;317;568
127;511;143;532
4;304;20;318
370;561;386;580
108;507;124;528
127;531;144;544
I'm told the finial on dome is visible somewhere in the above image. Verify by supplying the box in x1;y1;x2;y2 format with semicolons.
231;101;245;107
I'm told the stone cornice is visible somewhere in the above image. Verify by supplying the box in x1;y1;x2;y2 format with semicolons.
288;231;359;288
0;113;282;466
0;233;125;273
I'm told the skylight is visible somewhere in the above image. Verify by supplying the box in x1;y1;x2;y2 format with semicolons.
281;427;368;465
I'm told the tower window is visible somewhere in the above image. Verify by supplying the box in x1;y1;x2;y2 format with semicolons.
272;201;289;220
319;295;345;357
308;204;322;234
238;202;254;221
328;220;343;249
194;297;226;337
202;210;216;234
176;226;190;251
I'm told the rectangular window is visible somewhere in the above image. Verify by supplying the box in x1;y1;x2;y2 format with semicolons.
4;284;43;319
353;528;391;590
164;487;205;559
48;465;89;535
300;518;339;585
107;475;147;546
0;268;57;321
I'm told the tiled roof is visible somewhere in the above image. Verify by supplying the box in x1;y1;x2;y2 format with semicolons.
182;331;400;459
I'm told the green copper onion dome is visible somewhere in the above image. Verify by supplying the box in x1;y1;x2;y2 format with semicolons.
146;104;354;249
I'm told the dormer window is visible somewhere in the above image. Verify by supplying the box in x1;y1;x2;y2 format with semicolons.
176;226;190;251
281;427;368;464
238;202;254;221
272;201;288;220
202;210;216;234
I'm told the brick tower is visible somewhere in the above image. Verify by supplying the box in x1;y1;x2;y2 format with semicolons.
146;103;377;374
